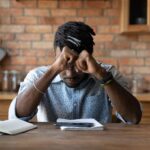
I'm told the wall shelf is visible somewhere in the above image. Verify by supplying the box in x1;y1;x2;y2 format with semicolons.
120;0;150;33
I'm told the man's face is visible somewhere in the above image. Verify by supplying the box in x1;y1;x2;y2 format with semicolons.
56;48;87;88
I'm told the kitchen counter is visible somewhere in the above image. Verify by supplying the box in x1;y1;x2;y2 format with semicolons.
0;92;150;123
0;92;17;120
133;93;150;102
0;92;150;102
0;92;17;100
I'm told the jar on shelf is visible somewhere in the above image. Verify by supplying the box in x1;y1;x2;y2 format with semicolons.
132;75;143;93
2;70;9;91
10;70;19;92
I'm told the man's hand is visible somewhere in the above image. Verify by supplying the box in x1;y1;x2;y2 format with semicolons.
76;50;106;79
52;46;78;73
52;47;106;79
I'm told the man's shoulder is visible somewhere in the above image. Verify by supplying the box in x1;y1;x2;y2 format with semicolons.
97;62;129;90
98;63;113;71
97;62;116;73
25;66;50;81
29;66;49;75
26;66;61;83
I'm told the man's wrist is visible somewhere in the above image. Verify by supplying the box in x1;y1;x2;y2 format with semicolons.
47;64;59;80
93;66;108;80
50;63;60;75
99;72;113;87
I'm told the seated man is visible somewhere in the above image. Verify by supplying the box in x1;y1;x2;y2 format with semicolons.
9;21;142;124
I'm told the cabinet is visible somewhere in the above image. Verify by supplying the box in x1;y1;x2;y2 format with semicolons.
0;92;16;120
0;92;36;121
120;0;150;33
134;93;150;124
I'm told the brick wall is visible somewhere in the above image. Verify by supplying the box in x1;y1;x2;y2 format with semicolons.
1;0;150;85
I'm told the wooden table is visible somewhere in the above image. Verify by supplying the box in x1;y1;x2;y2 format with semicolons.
0;123;150;150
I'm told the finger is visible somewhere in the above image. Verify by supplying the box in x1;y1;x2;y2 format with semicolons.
74;65;79;72
62;46;71;52
64;55;74;66
76;59;87;71
79;50;89;57
80;61;87;70
63;54;70;62
80;59;87;70
75;60;82;72
68;55;74;64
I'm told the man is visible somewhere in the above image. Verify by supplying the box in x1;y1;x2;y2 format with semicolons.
9;21;142;124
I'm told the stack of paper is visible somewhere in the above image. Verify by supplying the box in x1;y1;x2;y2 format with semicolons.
0;119;37;135
56;118;104;131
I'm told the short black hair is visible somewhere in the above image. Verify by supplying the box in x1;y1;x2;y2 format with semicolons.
54;21;95;54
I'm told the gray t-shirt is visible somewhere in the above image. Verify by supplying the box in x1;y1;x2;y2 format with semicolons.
9;63;129;124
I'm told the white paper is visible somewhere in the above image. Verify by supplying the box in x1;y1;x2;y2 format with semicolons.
56;118;104;131
0;119;37;135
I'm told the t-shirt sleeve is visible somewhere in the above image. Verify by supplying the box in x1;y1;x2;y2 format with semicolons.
8;68;43;121
8;97;37;121
100;63;129;91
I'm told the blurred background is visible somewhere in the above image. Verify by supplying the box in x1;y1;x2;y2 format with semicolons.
0;0;150;123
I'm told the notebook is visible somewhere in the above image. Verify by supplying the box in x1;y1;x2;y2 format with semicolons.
56;118;104;131
0;119;37;135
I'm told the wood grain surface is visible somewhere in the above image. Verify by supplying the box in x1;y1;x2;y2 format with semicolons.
0;123;150;150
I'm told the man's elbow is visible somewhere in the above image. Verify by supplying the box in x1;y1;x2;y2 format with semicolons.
131;110;142;124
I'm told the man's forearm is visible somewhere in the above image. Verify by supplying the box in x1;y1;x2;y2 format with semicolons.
104;79;142;124
95;67;142;124
16;65;58;117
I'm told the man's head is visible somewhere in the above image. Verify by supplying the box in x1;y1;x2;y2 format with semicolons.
54;21;95;87
54;21;95;54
